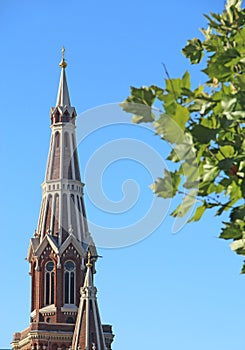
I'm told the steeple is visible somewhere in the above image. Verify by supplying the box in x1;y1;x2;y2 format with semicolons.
56;47;71;107
12;50;114;350
26;48;94;324
33;48;89;246
72;252;109;350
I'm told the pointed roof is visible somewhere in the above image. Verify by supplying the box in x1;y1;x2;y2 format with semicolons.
56;47;71;107
50;47;76;125
72;252;106;350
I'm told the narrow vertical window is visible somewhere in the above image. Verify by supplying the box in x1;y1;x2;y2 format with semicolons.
45;261;55;305
64;271;69;304
55;131;60;148
51;271;54;304
64;261;76;304
70;271;75;304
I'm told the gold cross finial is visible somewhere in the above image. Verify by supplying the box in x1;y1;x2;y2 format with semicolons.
59;46;67;68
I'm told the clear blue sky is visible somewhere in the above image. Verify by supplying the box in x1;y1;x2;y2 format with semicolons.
1;1;245;349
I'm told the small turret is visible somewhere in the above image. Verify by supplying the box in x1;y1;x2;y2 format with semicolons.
72;252;114;350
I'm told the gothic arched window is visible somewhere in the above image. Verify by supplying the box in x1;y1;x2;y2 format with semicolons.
45;261;55;305
64;260;75;304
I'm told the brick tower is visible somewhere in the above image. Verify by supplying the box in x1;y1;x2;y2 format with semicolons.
11;49;114;350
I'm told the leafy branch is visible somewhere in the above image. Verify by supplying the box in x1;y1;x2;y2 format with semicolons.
121;0;245;272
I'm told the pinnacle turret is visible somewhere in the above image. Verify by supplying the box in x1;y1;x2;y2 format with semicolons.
72;252;109;350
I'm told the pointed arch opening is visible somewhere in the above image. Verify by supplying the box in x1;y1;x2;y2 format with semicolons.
45;261;55;305
50;131;61;179
64;260;76;304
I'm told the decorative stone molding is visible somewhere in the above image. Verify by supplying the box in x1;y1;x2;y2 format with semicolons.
39;304;56;316
61;305;78;313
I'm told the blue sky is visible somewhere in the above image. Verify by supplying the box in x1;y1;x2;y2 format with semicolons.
1;0;245;349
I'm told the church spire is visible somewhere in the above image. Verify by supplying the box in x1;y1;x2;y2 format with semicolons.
12;50;114;350
34;48;88;245
72;252;108;350
56;47;71;107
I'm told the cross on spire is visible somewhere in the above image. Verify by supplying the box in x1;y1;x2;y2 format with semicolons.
59;46;67;69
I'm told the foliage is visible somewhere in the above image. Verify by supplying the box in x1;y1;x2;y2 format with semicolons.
121;0;245;272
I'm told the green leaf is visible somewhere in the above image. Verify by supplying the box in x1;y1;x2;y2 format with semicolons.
150;85;165;100
220;225;243;240
173;142;196;162
215;201;231;216
130;86;155;106
203;164;219;182
218;158;234;171
240;261;245;274
230;206;245;221
171;189;197;217
241;178;245;198
131;112;154;123
202;62;232;82
154;114;185;144
151;170;181;198
191;125;218;144
221;96;237;112
120;102;155;123
188;203;206;222
219;145;235;158
182;70;191;90
226;0;242;11
165;78;181;97
171;104;190;131
226;180;242;202
182;38;204;64
230;205;245;220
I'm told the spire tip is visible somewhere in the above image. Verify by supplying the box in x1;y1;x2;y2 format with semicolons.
59;46;67;68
